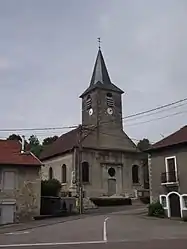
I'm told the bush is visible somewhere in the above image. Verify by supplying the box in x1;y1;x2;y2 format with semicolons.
148;201;165;218
90;197;132;206
41;179;62;197
140;197;150;204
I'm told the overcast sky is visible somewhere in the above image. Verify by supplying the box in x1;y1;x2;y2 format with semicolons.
0;0;187;144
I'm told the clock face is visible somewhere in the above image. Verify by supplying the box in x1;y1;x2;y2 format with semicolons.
89;108;93;116
107;107;113;115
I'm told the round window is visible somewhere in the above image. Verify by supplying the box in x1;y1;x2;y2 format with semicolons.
108;167;116;177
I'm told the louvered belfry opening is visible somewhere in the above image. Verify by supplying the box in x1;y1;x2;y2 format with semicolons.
86;95;92;110
106;92;114;107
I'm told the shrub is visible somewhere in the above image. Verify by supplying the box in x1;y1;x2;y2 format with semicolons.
148;201;165;218
41;179;62;197
90;197;132;206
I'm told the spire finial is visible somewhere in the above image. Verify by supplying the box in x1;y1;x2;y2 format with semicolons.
97;37;101;50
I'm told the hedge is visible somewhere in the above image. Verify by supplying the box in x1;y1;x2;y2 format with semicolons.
90;197;132;206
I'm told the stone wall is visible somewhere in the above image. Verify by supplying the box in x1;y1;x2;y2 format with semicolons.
0;165;41;222
41;153;74;193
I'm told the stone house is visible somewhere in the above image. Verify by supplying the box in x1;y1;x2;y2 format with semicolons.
0;139;42;224
148;125;187;218
40;48;147;199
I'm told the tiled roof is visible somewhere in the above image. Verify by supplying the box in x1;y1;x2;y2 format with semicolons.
40;127;80;161
0;140;42;166
149;125;187;151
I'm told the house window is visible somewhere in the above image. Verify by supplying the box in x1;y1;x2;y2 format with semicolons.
132;165;139;184
82;161;89;183
49;167;53;180
106;92;114;107
61;164;67;183
165;156;177;182
86;95;92;110
3;171;16;190
161;196;167;208
182;196;187;208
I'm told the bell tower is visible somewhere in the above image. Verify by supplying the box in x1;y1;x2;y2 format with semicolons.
80;47;137;151
80;48;124;130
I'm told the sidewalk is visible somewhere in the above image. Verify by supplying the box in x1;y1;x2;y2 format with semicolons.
0;201;146;234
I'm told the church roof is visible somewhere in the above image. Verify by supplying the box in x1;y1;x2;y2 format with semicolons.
80;49;124;98
40;127;80;161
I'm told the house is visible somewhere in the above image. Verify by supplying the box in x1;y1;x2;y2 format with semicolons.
147;125;187;218
40;48;147;199
0;139;42;224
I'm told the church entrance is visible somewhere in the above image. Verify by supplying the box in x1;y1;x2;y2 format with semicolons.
108;179;116;196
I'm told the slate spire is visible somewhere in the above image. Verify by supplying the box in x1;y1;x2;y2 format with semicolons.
80;48;124;98
90;48;112;86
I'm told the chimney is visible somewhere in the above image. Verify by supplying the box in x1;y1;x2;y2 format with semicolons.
21;135;25;154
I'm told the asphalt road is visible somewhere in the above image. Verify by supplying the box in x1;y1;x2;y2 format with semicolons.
0;239;187;249
0;206;187;249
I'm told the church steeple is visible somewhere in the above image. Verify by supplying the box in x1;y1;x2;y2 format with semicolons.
80;49;123;98
90;49;112;86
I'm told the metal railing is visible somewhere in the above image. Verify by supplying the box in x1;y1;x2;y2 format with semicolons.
161;171;178;184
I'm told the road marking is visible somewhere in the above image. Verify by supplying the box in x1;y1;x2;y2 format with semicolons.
103;217;109;241
0;240;106;248
5;231;30;235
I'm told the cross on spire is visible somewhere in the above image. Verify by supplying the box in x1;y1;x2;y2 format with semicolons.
97;37;101;49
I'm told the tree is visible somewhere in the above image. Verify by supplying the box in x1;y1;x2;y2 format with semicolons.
28;135;42;157
42;136;58;146
7;134;22;142
137;138;151;152
41;179;62;197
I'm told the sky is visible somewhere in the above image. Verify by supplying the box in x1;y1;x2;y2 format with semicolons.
0;0;187;144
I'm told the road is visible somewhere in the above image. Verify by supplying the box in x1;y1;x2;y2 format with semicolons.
0;206;187;248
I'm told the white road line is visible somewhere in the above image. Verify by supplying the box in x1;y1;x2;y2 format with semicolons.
103;217;109;242
5;231;30;235
0;241;106;248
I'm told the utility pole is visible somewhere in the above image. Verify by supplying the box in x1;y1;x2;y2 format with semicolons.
76;124;97;214
78;125;83;214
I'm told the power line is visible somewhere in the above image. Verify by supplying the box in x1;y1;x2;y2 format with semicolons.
124;109;187;127
122;97;187;120
0;97;187;133
124;102;187;122
0;125;78;133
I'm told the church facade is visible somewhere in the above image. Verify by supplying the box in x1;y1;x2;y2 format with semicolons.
40;49;146;198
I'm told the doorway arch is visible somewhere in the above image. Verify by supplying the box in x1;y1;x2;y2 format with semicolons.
168;192;181;218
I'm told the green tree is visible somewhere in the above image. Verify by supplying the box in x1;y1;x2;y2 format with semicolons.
137;138;151;151
28;135;42;157
41;179;62;197
42;136;58;146
7;134;22;142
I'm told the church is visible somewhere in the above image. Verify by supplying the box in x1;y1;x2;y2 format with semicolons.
40;48;146;198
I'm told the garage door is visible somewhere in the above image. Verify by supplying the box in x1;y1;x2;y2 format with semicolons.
0;204;15;225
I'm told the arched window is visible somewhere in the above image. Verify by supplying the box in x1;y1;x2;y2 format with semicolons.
86;95;92;110
132;165;139;184
62;164;67;183
49;167;53;180
106;92;114;107
82;161;89;183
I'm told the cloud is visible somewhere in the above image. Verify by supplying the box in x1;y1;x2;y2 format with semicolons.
0;0;187;143
0;57;11;70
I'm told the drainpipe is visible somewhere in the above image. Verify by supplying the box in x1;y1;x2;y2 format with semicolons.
148;154;153;203
21;135;25;154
